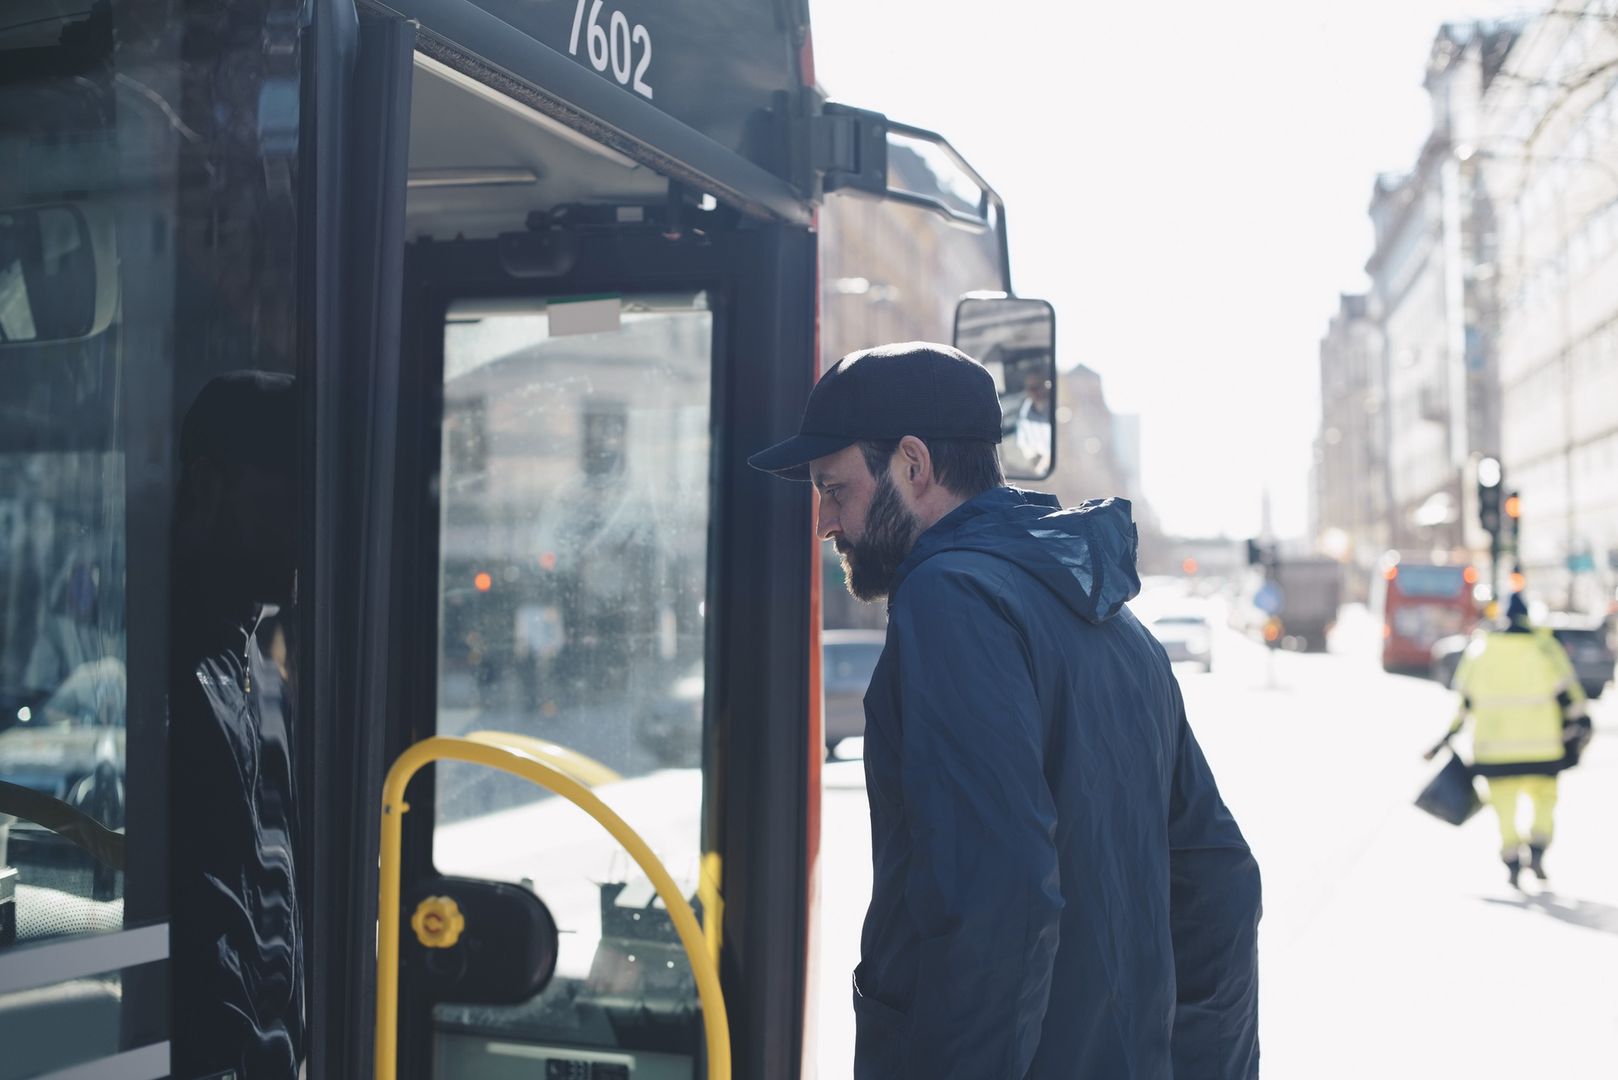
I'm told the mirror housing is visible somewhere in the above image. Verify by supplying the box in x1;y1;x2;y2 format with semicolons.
953;293;1057;480
0;203;118;347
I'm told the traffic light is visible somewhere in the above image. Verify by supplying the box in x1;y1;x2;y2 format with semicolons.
1504;490;1521;552
1477;456;1503;537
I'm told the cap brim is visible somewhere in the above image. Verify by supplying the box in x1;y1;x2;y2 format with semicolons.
746;433;856;481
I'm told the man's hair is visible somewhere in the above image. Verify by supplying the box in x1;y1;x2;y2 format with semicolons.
858;437;1004;498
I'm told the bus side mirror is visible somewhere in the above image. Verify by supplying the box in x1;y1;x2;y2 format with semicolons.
0;204;117;347
953;294;1057;481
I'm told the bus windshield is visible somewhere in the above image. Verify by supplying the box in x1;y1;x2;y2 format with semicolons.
1389;565;1468;599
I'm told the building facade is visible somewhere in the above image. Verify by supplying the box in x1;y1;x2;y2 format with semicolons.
1315;293;1389;598
1476;2;1618;612
1320;22;1514;589
1320;7;1618;614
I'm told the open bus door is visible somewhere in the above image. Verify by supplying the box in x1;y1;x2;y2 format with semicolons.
362;80;821;1080
313;7;822;1076
318;5;1053;1077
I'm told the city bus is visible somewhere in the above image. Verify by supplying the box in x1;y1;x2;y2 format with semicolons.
0;1;1055;1077
1372;553;1483;674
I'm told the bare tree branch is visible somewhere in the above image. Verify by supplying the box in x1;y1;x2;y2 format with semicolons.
1522;57;1617;151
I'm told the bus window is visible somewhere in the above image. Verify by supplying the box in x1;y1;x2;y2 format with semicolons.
431;292;713;1062
0;29;131;951
0;460;128;917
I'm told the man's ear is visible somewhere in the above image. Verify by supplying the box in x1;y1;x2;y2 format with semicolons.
895;435;932;491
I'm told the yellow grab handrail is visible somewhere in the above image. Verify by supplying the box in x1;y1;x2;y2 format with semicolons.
375;735;730;1080
699;850;724;969
465;729;624;788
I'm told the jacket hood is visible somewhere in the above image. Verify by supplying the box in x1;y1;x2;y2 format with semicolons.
892;487;1140;625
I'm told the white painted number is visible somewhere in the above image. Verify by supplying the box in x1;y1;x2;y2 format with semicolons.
586;0;608;71
610;11;631;83
632;25;653;99
569;0;587;55
568;0;654;100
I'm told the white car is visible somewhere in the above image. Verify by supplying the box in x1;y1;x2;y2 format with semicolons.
1148;610;1213;673
822;628;886;754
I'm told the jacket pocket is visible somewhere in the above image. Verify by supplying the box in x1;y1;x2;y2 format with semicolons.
853;968;908;1080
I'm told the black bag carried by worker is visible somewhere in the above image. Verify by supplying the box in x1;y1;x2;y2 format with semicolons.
1415;752;1482;826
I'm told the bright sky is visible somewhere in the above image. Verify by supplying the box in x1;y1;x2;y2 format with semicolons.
810;0;1528;539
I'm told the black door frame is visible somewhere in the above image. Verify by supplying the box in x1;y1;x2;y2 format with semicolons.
302;9;415;1080
390;218;818;1079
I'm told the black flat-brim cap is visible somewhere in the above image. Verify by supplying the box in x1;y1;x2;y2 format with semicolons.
747;341;1002;481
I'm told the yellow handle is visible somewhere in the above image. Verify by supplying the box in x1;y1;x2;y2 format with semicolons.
465;730;624;788
375;735;730;1080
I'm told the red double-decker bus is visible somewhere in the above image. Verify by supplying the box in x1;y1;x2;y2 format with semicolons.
1372;554;1483;673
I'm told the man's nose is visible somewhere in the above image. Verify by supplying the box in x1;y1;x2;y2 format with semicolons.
817;503;838;542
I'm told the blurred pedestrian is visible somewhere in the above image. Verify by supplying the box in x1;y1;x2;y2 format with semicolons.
1426;593;1591;887
750;342;1261;1080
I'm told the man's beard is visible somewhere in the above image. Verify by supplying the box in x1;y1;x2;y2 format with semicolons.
836;473;923;603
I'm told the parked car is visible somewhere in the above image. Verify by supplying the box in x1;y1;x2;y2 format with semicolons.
1545;616;1615;699
638;663;705;768
0;658;126;803
1430;619;1613;698
822;628;885;755
1149;609;1213;673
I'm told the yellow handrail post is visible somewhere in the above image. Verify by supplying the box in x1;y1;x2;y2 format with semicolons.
374;736;731;1080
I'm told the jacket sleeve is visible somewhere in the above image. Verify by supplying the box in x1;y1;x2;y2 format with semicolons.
891;563;1062;1079
1166;680;1262;1080
1537;631;1589;718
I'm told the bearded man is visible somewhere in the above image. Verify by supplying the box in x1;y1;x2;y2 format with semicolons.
749;342;1261;1080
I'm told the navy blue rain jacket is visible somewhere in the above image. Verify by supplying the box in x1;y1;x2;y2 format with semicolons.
853;488;1260;1079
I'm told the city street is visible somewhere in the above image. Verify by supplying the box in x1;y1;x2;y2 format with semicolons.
815;612;1618;1078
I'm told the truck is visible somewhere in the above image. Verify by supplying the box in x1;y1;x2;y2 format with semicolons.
1272;557;1345;652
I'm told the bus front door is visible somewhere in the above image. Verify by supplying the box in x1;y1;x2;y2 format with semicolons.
349;36;820;1078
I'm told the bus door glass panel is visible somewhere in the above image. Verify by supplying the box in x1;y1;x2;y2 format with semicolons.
432;292;711;1066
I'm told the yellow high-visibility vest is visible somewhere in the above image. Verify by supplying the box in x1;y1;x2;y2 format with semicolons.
1453;629;1582;765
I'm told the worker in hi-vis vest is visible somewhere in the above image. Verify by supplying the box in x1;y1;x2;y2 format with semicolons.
1428;593;1592;888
